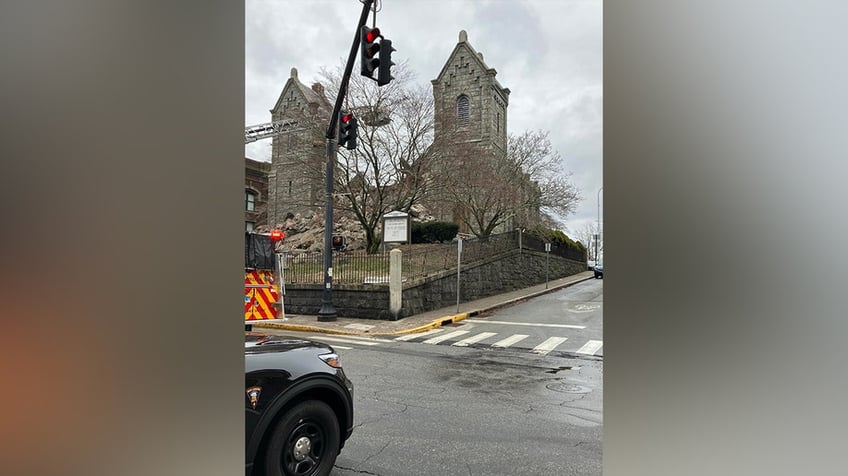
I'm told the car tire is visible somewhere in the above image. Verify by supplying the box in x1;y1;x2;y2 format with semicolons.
264;400;340;476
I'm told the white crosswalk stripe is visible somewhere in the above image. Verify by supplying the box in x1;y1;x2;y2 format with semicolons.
305;329;601;357
309;335;380;346
453;332;498;347
575;340;603;355
491;334;529;348
531;337;568;355
422;330;470;344
394;328;445;341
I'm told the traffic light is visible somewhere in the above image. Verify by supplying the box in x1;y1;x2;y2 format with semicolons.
360;26;395;87
377;38;395;86
338;112;358;150
360;26;381;79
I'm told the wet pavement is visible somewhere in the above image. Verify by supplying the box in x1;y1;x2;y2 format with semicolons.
250;271;595;336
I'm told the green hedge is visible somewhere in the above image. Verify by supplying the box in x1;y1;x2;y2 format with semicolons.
411;221;460;243
527;226;586;255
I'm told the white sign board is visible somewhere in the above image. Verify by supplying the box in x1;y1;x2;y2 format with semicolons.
382;211;410;243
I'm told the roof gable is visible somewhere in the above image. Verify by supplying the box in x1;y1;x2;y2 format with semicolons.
433;32;493;84
432;31;510;98
270;68;331;115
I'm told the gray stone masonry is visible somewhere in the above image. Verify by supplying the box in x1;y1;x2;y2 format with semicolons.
281;249;583;320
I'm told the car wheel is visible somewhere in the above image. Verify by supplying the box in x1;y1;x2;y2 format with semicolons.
264;400;340;476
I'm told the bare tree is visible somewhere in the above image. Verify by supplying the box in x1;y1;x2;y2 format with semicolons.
318;61;435;253
507;130;582;224
434;127;582;239
575;222;603;262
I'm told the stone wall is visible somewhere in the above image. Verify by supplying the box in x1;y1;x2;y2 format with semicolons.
281;249;584;320
280;284;391;320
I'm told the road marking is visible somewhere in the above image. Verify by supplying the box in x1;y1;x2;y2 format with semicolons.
453;332;498;347
491;334;529;348
531;337;568;355
331;335;395;343
309;336;380;346
465;319;585;330
394;328;445;341
422;330;470;344
330;345;352;350
575;340;604;355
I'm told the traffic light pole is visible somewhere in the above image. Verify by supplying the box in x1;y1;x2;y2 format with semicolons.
317;0;374;321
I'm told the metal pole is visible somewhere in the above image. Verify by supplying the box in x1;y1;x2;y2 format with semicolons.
317;0;375;321
456;238;462;313
596;187;603;264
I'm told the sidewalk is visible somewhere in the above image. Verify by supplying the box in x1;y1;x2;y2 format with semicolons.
251;271;595;337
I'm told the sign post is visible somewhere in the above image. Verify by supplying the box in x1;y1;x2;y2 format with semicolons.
456;238;463;313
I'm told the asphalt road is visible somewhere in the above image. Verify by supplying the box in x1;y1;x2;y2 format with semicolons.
265;279;603;475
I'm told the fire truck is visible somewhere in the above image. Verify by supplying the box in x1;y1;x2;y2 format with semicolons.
244;120;298;329
244;230;285;330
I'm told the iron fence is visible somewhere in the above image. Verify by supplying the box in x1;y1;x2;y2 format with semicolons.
279;230;585;285
281;250;391;285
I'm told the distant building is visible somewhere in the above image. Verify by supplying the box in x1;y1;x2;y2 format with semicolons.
245;158;270;232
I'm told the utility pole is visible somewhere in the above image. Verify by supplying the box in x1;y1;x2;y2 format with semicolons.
317;0;375;321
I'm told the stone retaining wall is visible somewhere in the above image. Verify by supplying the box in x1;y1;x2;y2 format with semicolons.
281;249;585;319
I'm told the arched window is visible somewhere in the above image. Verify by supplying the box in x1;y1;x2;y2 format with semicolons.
245;190;257;211
456;95;470;128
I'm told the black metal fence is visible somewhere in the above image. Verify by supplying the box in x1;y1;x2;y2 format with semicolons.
281;250;391;285
280;230;585;285
520;233;587;262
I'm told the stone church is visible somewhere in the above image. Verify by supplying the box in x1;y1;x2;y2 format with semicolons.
265;68;332;227
259;30;533;234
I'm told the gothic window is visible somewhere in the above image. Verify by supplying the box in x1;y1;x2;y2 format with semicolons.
456;95;470;128
497;112;501;134
245;190;257;211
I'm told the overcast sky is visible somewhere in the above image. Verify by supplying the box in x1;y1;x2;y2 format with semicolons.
246;0;602;237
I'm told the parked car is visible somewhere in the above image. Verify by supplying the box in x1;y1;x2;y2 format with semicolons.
594;261;604;279
245;332;354;476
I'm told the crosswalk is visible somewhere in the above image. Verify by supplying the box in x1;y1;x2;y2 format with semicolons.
308;329;603;356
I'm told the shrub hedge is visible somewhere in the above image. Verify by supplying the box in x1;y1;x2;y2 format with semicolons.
411;221;460;243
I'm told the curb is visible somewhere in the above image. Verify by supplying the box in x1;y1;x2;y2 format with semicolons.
253;274;594;337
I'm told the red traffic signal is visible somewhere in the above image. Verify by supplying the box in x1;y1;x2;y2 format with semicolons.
270;229;285;241
360;26;381;78
338;111;358;150
364;27;380;43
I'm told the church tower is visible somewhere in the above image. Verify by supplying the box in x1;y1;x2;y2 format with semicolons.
428;30;512;230
267;68;332;226
431;30;510;156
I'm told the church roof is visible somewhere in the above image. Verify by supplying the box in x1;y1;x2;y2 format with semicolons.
432;30;510;97
271;67;332;114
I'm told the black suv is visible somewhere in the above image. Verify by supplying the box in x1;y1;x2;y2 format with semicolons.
245;332;354;476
